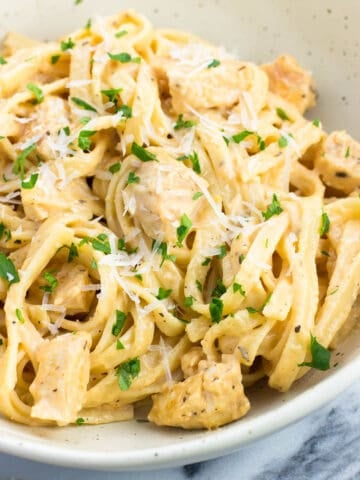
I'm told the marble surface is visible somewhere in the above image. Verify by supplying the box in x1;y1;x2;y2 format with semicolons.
0;381;359;480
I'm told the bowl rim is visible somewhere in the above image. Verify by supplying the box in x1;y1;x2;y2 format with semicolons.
0;354;359;471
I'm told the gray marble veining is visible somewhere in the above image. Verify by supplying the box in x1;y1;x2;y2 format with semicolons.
0;381;359;480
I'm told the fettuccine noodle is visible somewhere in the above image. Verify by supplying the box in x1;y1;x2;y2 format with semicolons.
0;9;359;429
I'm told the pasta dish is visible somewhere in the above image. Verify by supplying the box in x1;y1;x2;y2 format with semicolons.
0;9;359;430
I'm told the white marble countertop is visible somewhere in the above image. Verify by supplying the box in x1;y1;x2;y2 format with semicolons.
0;381;359;479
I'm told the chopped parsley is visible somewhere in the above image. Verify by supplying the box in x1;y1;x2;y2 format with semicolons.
0;57;7;65
71;97;97;113
184;295;195;307
230;130;266;150
92;234;111;254
13;143;36;180
174;114;197;131
176;214;192;247
231;130;253;144
75;0;83;4
298;333;331;371
276;107;291;121
262;194;283;220
112;310;126;336
116;339;125;350
61;126;70;136
78;130;96;151
60;38;75;51
15;308;25;324
178;152;201;174
152;241;176;267
21;173;38;190
117;238;138;254
0;253;20;285
75;417;85;425
345;146;350;158
247;293;273;314
239;254;245;264
67;243;79;262
209;297;223;323
201;257;211;266
131;142;158;162
216;245;227;259
192;191;203;200
278;136;288;148
319;212;330;237
207;59;221;68
108;52;141;63
26;83;44;104
156;287;172;300
79;117;91;125
233;283;246;296
212;279;226;298
39;271;58;293
116;358;140;391
109;162;121;174
195;280;203;292
115;30;128;38
312;119;321;127
126;171;140;185
117;104;132;118
101;87;123;103
0;223;11;242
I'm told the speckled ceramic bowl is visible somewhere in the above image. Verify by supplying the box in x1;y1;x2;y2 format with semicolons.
0;0;359;471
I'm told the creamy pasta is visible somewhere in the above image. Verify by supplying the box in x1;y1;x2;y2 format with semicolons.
0;9;359;430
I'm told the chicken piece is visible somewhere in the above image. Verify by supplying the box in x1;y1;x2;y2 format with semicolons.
181;347;204;378
50;263;95;316
30;332;91;425
155;58;268;114
314;131;360;194
262;54;316;113
148;354;250;429
22;95;70;161
22;167;102;222
123;158;206;242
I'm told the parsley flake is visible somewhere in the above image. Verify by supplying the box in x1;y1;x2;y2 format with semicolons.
278;136;288;148
0;57;7;65
112;310;126;336
15;308;25;324
313;119;321;127
233;283;246;296
101;87;123;103
174;114;197;131
212;279;226;298
26;83;44;104
208;59;220;68
76;417;85;425
184;295;195;307
21;173;38;190
13;144;36;180
156;287;172;300
131;142;158;162
319;212;330;237
345;146;350;158
209;297;223;323
276;107;291;121
39;271;58;293
108;52;140;63
127;171;140;185
117;104;132;118
109;162;121;174
176;214;192;247
116;339;125;350
152;241;176;267
262;194;283;220
71;97;97;112
115;30;128;38
0;253;19;285
298;333;331;371
116;358;140;391
192;191;203;200
78;130;96;151
60;38;75;51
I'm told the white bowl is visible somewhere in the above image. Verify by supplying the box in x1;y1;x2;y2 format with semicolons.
0;0;359;471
